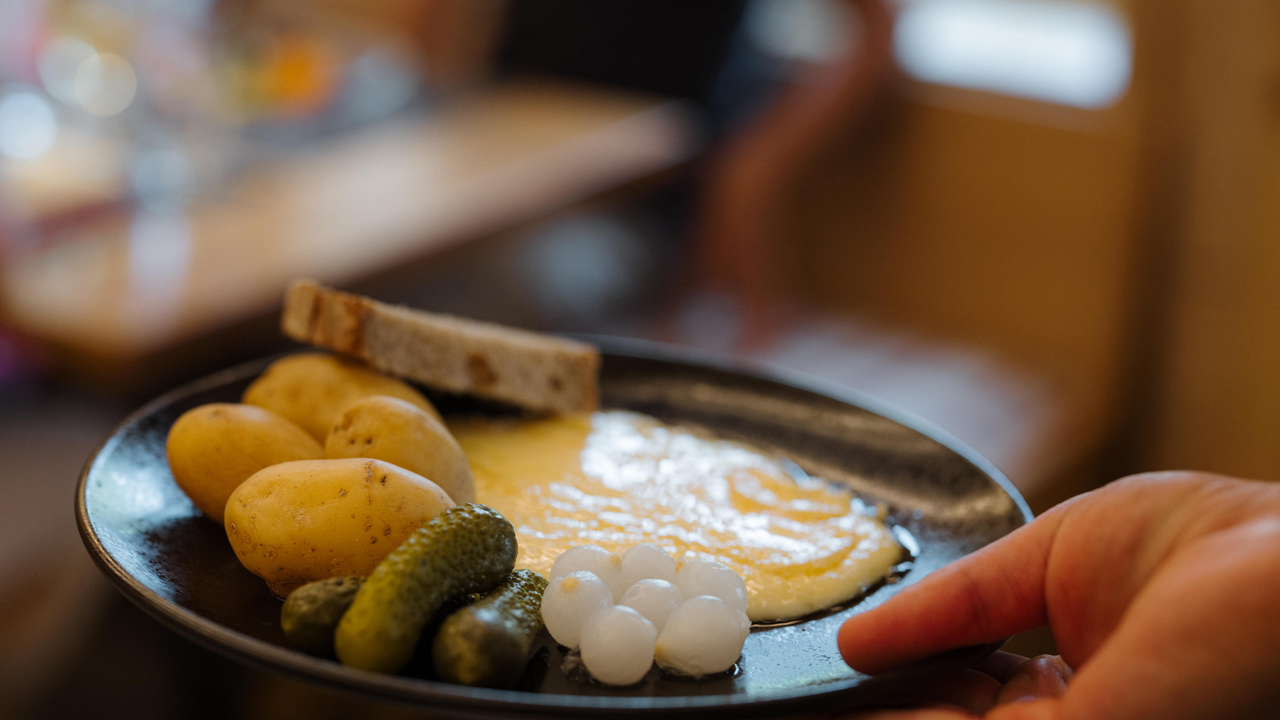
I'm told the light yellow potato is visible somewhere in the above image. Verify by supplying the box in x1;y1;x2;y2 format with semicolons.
325;395;476;504
224;458;454;596
166;403;323;524
242;353;441;441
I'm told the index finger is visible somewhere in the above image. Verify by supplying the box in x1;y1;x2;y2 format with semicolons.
838;506;1067;674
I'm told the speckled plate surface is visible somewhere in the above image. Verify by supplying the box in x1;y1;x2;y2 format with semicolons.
76;337;1031;719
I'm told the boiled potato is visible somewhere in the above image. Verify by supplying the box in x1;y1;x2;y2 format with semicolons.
224;458;453;596
166;403;323;524
325;395;476;504
242;353;441;441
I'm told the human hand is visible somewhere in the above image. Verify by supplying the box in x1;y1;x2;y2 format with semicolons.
836;472;1280;720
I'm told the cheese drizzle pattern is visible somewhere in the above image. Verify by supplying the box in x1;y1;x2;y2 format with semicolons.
450;411;900;622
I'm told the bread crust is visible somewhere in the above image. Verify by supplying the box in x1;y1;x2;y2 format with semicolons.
281;279;599;413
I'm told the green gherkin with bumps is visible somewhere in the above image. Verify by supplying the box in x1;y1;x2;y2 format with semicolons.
432;569;549;687
335;503;517;673
281;575;365;656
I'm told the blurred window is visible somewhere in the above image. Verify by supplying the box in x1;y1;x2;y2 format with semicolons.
894;0;1132;108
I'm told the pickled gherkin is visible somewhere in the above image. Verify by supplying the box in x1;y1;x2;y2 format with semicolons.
281;576;364;656
334;503;517;673
432;569;549;687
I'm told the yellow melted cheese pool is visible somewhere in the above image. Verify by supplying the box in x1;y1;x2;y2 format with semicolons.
450;410;902;622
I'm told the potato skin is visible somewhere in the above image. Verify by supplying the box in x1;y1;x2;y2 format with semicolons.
325;395;476;504
242;353;441;441
224;458;454;596
166;403;323;524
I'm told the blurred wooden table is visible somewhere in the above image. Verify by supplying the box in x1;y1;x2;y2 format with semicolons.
0;81;696;391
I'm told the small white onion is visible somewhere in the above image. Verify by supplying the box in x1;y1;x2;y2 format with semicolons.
618;578;683;633
550;545;624;601
620;543;676;588
579;605;657;686
674;557;748;613
654;595;750;677
540;570;613;649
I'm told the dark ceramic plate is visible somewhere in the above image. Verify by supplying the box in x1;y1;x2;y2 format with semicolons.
76;338;1031;719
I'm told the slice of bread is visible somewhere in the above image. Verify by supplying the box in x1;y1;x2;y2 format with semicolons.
281;279;599;413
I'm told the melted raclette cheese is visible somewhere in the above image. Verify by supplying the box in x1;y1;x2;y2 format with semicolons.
449;411;901;622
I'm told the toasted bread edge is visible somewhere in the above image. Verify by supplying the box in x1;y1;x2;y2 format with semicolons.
281;279;600;413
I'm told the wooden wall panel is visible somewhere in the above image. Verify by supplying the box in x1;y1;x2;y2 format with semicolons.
1149;0;1280;479
792;94;1145;467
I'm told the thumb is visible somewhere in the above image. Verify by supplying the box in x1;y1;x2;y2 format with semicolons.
838;506;1068;673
